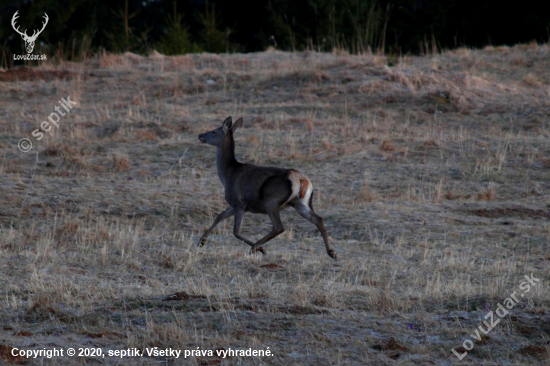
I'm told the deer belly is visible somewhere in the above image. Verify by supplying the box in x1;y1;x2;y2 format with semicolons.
244;202;267;214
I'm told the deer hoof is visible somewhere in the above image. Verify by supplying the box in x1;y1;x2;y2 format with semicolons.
250;247;266;255
197;237;207;247
328;250;337;260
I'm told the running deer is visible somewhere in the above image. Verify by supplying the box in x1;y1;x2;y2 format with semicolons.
197;116;337;260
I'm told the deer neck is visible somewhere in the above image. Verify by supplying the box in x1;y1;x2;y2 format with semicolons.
216;134;239;188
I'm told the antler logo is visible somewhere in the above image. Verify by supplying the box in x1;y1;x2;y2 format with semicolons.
11;11;49;54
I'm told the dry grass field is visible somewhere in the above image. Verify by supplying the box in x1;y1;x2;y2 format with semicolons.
0;44;549;365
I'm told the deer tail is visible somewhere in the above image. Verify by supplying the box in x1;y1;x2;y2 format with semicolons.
287;169;312;203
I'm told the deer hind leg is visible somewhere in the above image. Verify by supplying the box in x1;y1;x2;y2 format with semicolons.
233;208;266;255
198;207;235;247
293;194;337;260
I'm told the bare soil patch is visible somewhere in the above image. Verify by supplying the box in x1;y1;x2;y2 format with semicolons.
468;207;550;220
0;66;75;81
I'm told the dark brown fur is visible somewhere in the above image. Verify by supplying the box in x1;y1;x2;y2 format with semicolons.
197;116;337;260
299;178;309;198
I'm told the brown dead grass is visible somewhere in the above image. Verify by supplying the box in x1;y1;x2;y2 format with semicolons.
1;45;549;365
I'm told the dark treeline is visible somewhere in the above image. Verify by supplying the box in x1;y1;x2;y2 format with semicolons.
0;0;549;64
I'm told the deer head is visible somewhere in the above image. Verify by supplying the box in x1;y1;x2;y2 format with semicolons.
11;11;49;54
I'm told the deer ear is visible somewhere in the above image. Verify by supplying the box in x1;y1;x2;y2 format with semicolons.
232;117;243;132
222;116;232;132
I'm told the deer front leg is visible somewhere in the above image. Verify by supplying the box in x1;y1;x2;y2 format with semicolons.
233;208;266;255
249;208;284;255
198;207;235;247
